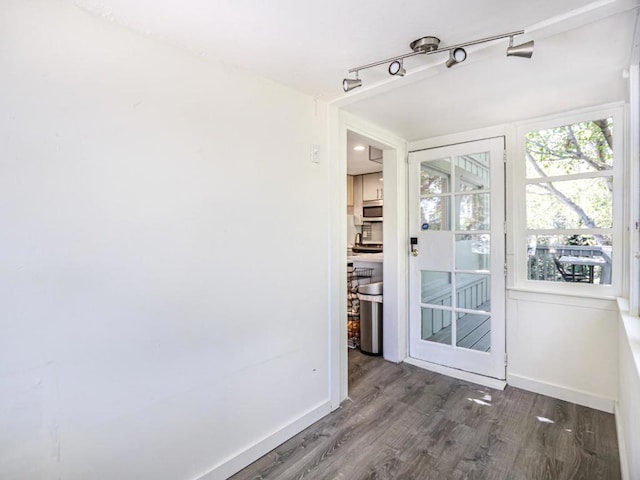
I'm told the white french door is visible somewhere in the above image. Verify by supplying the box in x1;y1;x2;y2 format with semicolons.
408;138;506;379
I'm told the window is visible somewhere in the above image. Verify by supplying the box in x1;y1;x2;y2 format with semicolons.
515;107;622;293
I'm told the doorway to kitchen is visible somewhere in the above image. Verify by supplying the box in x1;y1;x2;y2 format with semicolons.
346;130;385;355
329;110;408;408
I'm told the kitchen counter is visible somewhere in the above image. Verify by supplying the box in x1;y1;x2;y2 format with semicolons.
347;253;383;263
348;253;383;283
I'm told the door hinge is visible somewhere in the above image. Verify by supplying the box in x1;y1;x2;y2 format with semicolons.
503;150;507;163
504;264;508;276
504;353;508;367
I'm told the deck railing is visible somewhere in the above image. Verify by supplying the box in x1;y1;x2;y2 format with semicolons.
421;276;490;338
527;245;612;284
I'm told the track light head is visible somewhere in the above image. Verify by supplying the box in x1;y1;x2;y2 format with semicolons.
506;37;534;58
445;47;467;68
388;59;406;76
343;77;362;92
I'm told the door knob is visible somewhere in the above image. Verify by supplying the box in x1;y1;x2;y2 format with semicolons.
411;249;419;257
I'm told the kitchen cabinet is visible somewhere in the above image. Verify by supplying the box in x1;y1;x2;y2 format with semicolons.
347;175;354;206
362;172;383;202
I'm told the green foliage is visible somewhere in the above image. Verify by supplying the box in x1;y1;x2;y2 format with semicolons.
525;118;614;241
566;234;595;246
525;118;613;177
528;254;561;281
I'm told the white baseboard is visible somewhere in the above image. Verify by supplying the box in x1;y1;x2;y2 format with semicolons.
507;373;615;413
404;357;507;390
615;401;630;480
197;401;332;480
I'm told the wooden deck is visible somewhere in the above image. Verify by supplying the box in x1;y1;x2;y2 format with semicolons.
231;350;620;479
426;302;491;352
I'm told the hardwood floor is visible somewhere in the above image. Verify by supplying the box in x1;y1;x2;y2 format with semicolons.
230;350;620;480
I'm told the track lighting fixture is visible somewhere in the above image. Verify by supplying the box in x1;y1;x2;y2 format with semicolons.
388;59;406;76
342;30;534;92
445;48;467;68
506;36;534;58
342;73;362;92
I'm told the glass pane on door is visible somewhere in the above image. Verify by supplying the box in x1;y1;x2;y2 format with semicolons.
421;159;451;194
456;153;490;190
455;273;491;311
421;307;452;345
456;311;491;352
456;234;491;270
421;270;452;305
420;197;451;231
456;193;490;231
454;273;491;352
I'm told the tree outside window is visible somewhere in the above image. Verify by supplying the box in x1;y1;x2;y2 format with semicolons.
525;118;614;285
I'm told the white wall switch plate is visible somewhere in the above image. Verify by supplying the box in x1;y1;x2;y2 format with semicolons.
311;144;320;163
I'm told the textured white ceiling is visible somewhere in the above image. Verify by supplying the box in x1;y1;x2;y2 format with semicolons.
74;0;639;140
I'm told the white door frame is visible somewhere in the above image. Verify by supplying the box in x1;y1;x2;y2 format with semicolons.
328;107;407;408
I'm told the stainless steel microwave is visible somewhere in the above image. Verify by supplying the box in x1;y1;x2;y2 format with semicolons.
362;205;383;222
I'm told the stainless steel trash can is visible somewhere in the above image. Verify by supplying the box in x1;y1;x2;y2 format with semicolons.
358;282;383;356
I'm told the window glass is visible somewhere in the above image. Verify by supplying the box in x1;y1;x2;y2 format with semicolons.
524;117;614;286
525;119;613;178
526;234;612;285
525;178;613;229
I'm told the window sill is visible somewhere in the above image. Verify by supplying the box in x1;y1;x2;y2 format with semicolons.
508;287;617;310
509;278;618;299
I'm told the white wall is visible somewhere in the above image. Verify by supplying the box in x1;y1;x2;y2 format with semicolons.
0;2;330;479
506;291;618;412
381;147;409;363
617;299;640;480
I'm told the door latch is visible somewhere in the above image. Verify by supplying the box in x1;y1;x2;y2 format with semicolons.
410;237;419;257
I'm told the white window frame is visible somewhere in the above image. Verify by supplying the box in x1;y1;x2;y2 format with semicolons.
628;65;640;315
512;104;624;297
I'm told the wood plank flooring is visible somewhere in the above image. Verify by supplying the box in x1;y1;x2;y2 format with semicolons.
230;350;620;480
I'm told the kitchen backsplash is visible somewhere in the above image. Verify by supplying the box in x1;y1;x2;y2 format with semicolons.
347;216;383;246
362;222;382;243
